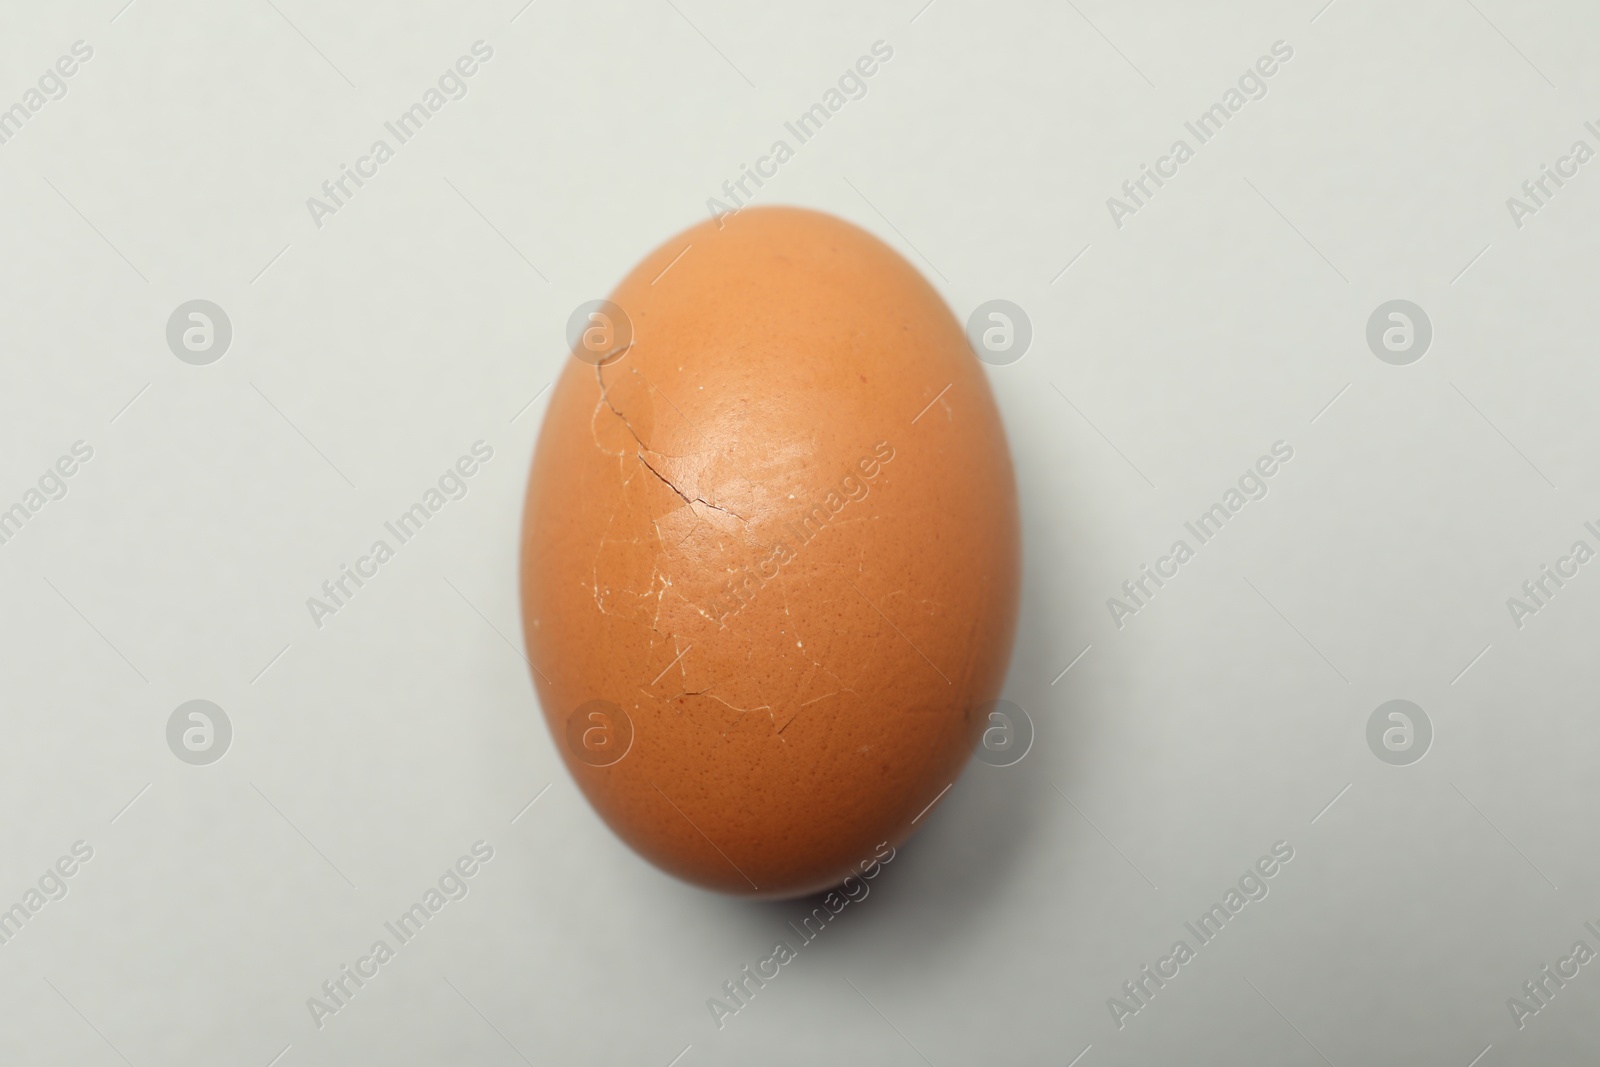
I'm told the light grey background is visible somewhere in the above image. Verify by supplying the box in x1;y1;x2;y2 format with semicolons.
1;1;1596;1064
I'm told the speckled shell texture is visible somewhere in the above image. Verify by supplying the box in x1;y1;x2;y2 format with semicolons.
520;206;1020;898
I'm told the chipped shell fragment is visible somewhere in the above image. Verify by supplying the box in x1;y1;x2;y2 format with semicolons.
519;206;1021;898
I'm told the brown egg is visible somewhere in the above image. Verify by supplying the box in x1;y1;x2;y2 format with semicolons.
519;206;1020;898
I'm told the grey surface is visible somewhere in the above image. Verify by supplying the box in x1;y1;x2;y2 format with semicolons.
1;1;1596;1064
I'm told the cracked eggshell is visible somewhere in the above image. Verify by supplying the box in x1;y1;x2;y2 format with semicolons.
519;206;1020;898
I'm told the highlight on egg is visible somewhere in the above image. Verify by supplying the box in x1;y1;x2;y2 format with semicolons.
519;205;1020;898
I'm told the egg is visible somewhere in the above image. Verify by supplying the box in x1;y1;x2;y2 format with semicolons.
519;206;1020;898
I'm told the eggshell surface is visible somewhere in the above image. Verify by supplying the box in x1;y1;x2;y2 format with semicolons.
520;206;1020;898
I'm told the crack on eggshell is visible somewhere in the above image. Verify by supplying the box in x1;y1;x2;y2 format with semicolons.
591;364;656;462
636;451;747;522
690;689;780;732
652;683;778;732
594;360;746;524
583;348;882;748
